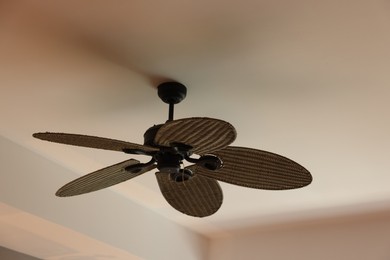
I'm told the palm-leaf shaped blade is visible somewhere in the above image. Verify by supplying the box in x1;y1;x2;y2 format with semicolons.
33;132;157;153
57;159;156;197
154;117;236;154
189;146;312;190
155;172;223;217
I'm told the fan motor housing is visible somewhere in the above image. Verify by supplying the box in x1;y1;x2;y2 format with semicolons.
143;124;163;147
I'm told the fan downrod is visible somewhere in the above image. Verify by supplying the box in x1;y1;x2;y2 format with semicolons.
158;82;187;121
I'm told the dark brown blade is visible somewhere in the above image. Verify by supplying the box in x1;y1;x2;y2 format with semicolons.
56;159;156;197
155;172;223;217
154;117;236;154
33;132;158;153
188;146;312;190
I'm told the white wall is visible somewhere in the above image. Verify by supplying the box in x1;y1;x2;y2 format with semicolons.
0;246;39;260
208;210;390;260
0;136;208;260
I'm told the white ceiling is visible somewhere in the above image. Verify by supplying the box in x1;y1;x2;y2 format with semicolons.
1;0;390;258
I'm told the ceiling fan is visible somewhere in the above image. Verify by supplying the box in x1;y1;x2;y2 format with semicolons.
33;82;312;217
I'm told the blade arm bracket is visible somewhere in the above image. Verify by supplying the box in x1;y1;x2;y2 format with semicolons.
185;155;223;171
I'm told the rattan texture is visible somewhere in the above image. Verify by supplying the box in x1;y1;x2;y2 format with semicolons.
154;117;236;154
56;159;156;196
189;146;312;190
33;132;158;152
156;172;223;217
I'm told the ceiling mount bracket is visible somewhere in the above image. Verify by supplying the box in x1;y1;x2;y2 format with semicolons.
157;82;187;105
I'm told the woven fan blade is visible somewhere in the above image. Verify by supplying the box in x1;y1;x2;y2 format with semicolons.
154;117;236;154
189;146;312;190
56;159;156;197
155;172;223;217
33;132;157;153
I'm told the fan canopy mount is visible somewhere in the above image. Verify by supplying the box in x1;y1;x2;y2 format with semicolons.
32;81;312;218
157;81;187;104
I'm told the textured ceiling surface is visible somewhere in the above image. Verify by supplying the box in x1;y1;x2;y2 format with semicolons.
1;0;390;258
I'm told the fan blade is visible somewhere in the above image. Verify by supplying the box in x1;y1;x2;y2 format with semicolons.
155;172;223;217
154;117;236;154
56;159;156;197
188;146;312;190
33;132;157;153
